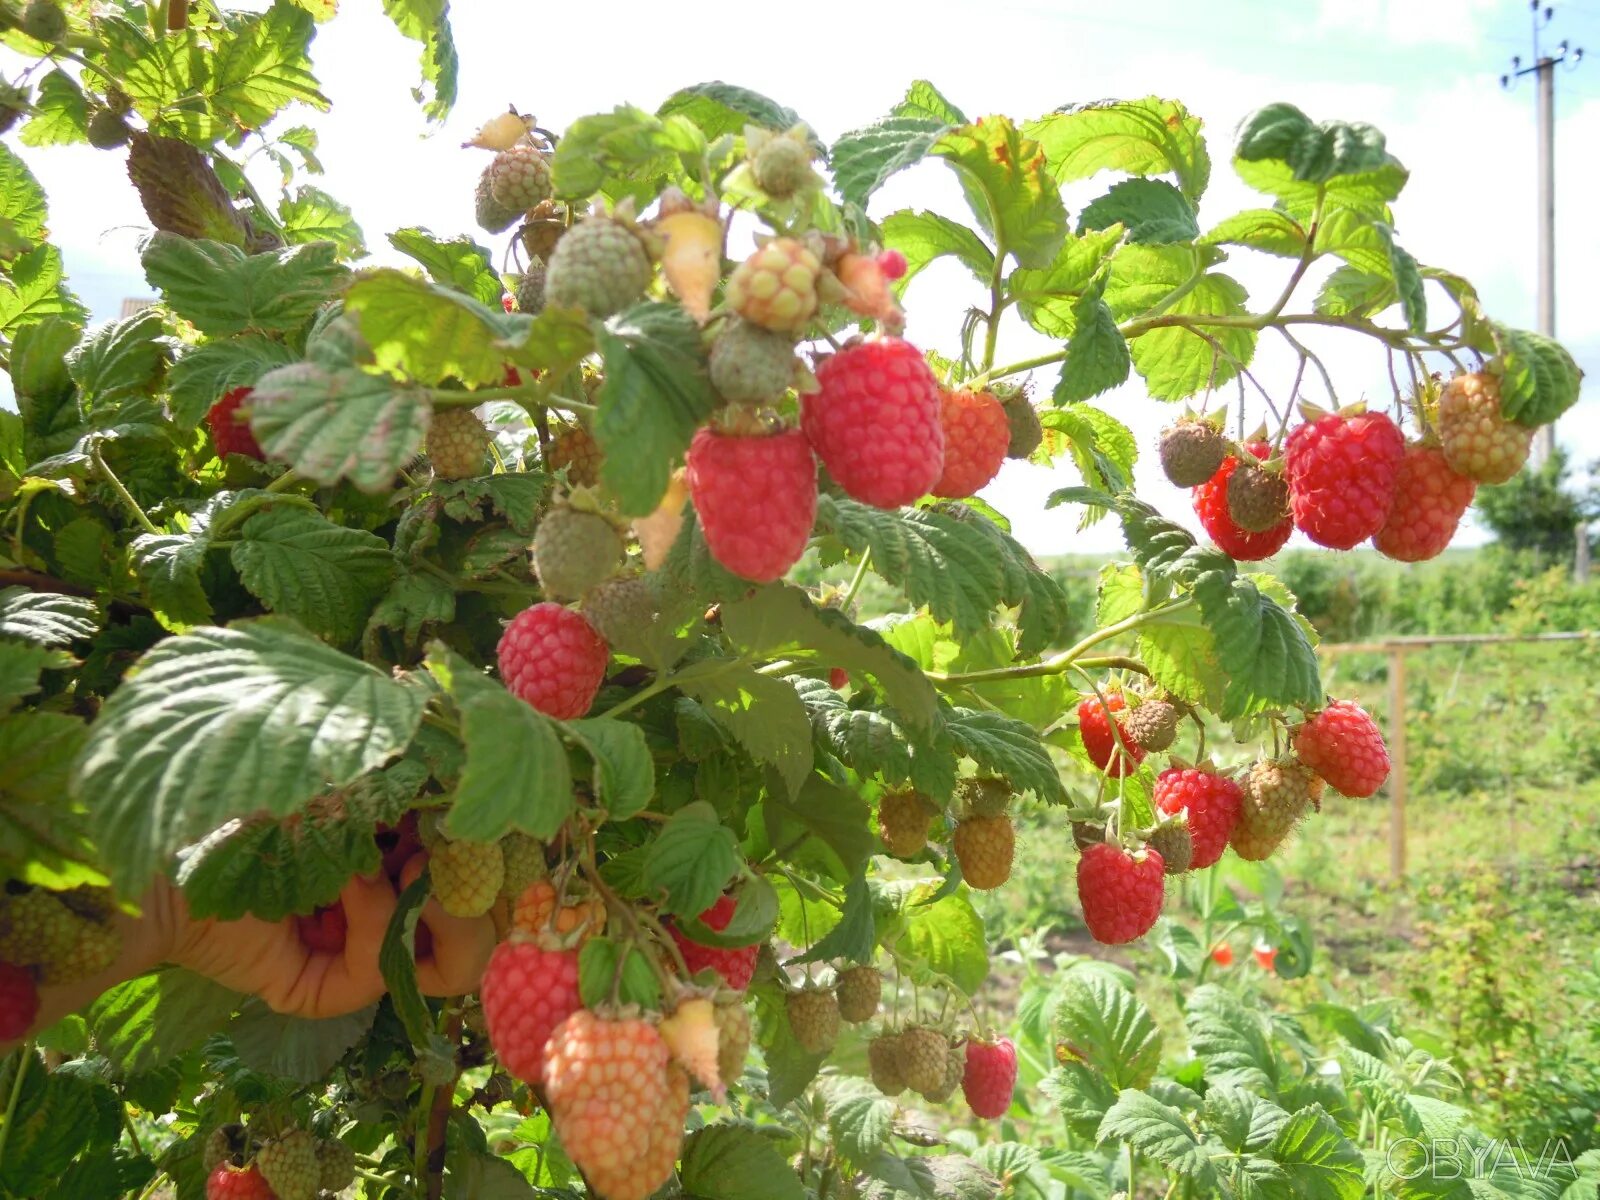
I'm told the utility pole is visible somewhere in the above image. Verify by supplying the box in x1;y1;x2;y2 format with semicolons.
1501;2;1583;468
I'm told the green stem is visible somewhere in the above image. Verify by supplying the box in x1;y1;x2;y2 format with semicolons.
431;386;595;417
926;599;1193;687
838;548;873;611
120;1103;145;1155
980;224;1008;373
0;1044;33;1171
264;469;302;494
89;443;160;535
986;348;1068;384
594;657;747;721
1259;189;1324;323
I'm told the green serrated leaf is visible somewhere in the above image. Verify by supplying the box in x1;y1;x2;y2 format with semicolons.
1026;97;1211;201
933;116;1066;269
168;335;298;430
1491;324;1584;426
1054;970;1162;1088
879;210;994;291
1266;1104;1364;1200
677;662;813;798
792;874;875;964
577;938;661;1010
140;234;349;336
658;82;808;142
679;1123;808;1200
425;644;574;842
642;801;740;918
1097;1090;1218;1188
227;999;376;1084
595;301;719;517
250;361;430;493
0;587;99;646
1079;179;1198;245
1200;208;1307;257
388;227;501;306
75;618;427;892
88;969;241;1077
1009;226;1124;338
231;506;395;646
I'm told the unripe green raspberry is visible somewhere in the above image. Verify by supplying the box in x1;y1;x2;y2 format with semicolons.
86;108;132;150
488;144;552;213
430;837;505;918
752;137;814;199
580;575;659;657
257;1130;320;1200
708;319;797;406
1148;817;1194;875
0;890;78;967
545;215;653;319
316;1138;356;1192
1438;371;1533;484
498;831;546;899
868;1032;907;1095
515;260;546;315
203;1124;245;1174
786;987;841;1055
996;386;1043;460
835;965;881;1023
533;505;623;602
427;409;490;480
37;915;121;985
21;0;66;43
105;87;132;116
897;1026;950;1095
725;238;821;333
921;1038;966;1103
475;167;522;234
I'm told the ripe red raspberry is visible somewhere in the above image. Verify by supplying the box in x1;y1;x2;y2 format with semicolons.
667;895;757;989
1438;371;1532;484
481;936;582;1085
1294;700;1390;798
931;390;1009;498
877;248;908;281
295;901;347;955
1154;767;1243;870
1284;410;1404;549
543;1010;689;1200
1193;444;1293;561
0;961;38;1040
803;339;944;508
685;426;816;583
1076;843;1165;944
207;387;264;461
1372;444;1475;562
1210;942;1235;967
952;813;1014;890
828;667;849;689
205;1163;275;1200
961;1035;1018;1119
1254;944;1278;971
1077;693;1146;777
497;602;608;719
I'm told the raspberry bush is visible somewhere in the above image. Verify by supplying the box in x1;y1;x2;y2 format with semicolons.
0;5;1587;1199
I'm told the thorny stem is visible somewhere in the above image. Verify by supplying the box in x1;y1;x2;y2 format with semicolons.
926;599;1194;687
429;385;596;418
264;468;303;494
981;220;1008;373
89;443;161;535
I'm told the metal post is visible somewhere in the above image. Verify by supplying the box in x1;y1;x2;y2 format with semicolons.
1387;649;1407;884
1534;54;1556;466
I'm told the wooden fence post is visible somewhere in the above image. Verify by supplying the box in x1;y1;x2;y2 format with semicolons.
1387;648;1407;883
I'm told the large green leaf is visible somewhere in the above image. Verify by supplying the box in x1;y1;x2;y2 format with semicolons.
1128;271;1256;401
380;0;458;121
1192;572;1323;718
1053;970;1162;1088
139;234;349;335
230;506;396;646
345;267;515;386
88;969;242;1077
75;619;428;892
1008;226;1123;338
1265;1105;1364;1200
1079;179;1198;245
0;712;99;887
679;1124;808;1200
549;104;704;202
1185;984;1281;1094
425;645;574;842
719;584;940;732
1490;324;1585;427
1097;1090;1218;1189
168;334;299;429
388;227;501;306
658;81;808;142
208;2;327;129
677;661;813;798
1235;103;1393;185
642;801;741;918
0;587;99;646
594;301;718;516
880;209;994;290
249;361;431;493
945;708;1067;803
933;116;1067;269
1025;97;1211;201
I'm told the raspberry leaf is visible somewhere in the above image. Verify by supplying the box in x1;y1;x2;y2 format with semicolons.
679;1124;809;1200
595;301;719;517
230;507;396;647
880;210;995;291
1184;984;1280;1091
676;661;813;798
933;117;1066;270
250;362;430;493
0;587;98;646
1263;1105;1364;1198
87;968;241;1078
1078;179;1200;246
1490;324;1585;427
344;268;515;386
379;0;456;121
74;618;428;893
658;82;812;147
377;875;455;1071
425;644;574;842
1128;269;1255;401
168;334;297;429
1097;1090;1220;1190
140;234;348;336
790;874;874;966
549;105;704;203
1053;971;1163;1089
1009;226;1123;337
1025;97;1211;203
1199;208;1307;258
641;802;740;919
563;718;654;821
577;938;660;1010
387;228;501;307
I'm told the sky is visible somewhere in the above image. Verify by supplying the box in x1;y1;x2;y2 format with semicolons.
7;0;1599;555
